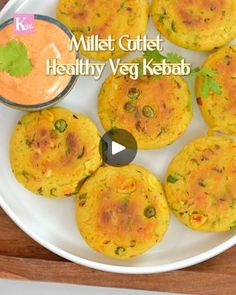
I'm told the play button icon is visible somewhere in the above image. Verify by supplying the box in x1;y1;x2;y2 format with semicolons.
99;128;137;167
112;141;126;155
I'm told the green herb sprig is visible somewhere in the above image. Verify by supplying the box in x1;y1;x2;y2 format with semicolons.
0;40;33;77
143;49;183;63
189;67;222;98
141;49;222;98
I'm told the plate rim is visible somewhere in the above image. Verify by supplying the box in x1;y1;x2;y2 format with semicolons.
0;0;236;275
0;0;19;19
1;192;235;274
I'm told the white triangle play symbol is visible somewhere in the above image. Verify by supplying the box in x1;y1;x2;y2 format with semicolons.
112;141;126;155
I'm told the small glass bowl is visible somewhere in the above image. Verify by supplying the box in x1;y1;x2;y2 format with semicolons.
0;14;79;111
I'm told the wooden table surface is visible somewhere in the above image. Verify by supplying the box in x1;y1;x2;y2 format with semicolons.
0;1;235;294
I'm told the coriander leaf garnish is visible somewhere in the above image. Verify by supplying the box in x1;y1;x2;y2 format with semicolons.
143;49;185;64
0;40;33;77
143;49;166;62
166;52;183;63
201;77;211;98
190;67;218;79
141;50;185;78
207;78;222;95
141;50;222;99
138;60;144;76
190;67;222;98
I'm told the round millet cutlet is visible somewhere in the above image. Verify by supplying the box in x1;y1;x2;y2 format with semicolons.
98;66;192;149
10;107;102;197
152;0;236;51
57;0;149;60
196;46;236;135
165;136;236;232
76;164;170;259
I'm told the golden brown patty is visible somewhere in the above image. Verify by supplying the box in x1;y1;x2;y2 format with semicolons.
76;165;169;259
165;136;236;232
196;46;236;135
10;107;102;197
98;70;192;149
152;0;236;51
57;0;149;60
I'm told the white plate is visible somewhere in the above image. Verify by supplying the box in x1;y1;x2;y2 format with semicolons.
0;0;235;274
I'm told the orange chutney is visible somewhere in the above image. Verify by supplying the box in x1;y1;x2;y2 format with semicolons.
0;20;76;105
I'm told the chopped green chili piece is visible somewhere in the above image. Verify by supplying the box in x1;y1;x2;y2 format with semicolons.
158;13;168;23
124;102;136;113
144;206;156;218
128;88;140;100
142;105;155;118
115;246;126;255
171;21;177;32
54;119;68;133
167;175;179;183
